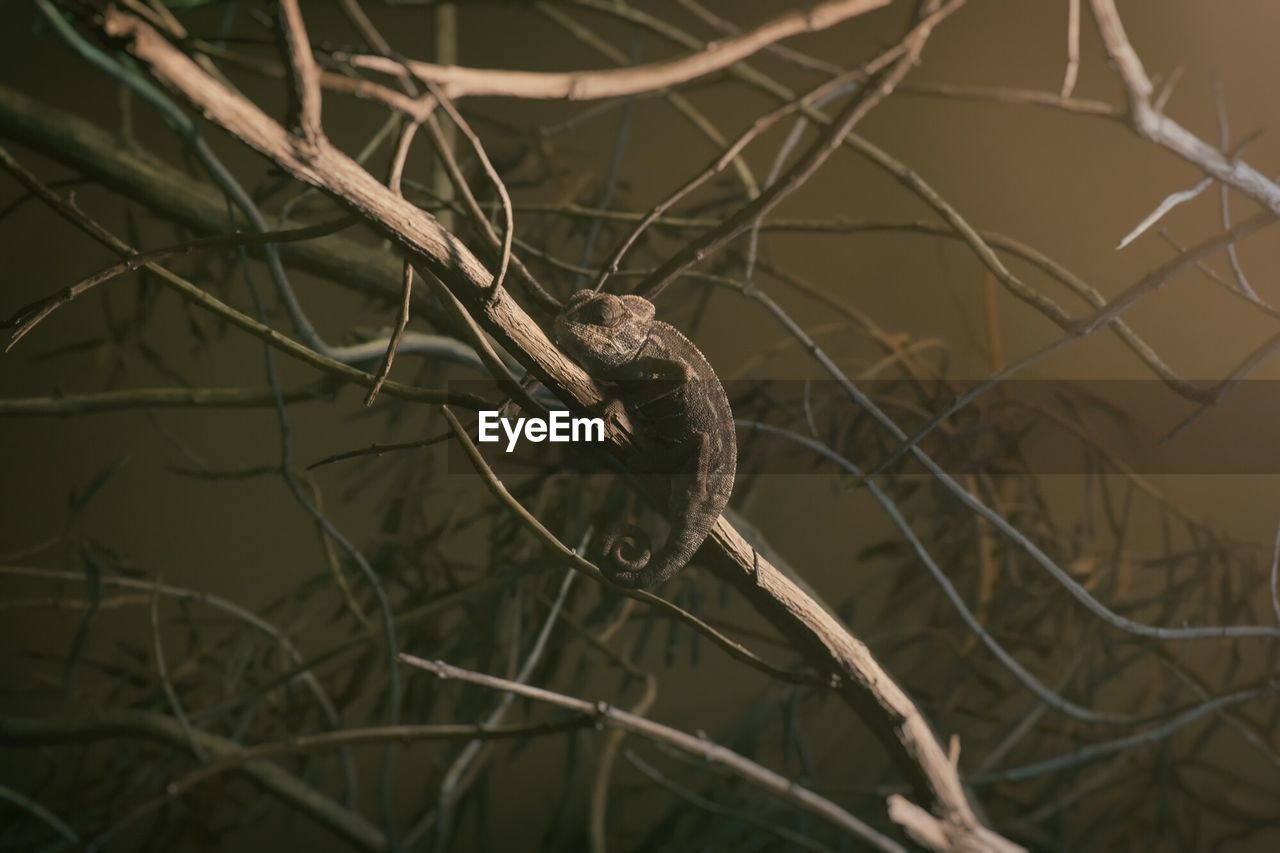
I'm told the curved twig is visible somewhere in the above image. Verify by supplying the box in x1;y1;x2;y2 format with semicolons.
344;0;890;100
400;654;907;853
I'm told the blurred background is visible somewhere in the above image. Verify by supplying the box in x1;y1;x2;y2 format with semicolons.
2;1;1279;850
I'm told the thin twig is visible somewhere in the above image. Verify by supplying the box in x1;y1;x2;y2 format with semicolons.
1062;0;1081;97
424;80;515;299
277;0;324;143
0;784;79;846
0;382;334;416
624;750;832;853
1116;177;1212;250
150;575;206;762
365;259;417;405
1271;522;1280;626
1212;79;1260;298
4;216;355;350
399;654;907;853
972;683;1276;784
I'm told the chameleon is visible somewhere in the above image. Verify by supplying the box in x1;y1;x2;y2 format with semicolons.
554;289;736;589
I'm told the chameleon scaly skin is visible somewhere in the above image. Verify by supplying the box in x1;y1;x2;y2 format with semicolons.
554;290;736;589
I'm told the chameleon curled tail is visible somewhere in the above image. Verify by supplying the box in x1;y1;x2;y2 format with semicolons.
597;486;726;589
598;523;653;588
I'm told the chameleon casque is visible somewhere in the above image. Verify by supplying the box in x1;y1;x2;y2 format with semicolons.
554;289;736;589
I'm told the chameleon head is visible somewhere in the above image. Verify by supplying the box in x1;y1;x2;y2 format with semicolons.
554;290;655;370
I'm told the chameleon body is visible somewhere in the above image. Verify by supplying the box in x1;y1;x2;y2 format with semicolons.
555;290;736;589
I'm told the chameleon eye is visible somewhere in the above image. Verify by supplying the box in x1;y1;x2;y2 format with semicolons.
580;298;622;326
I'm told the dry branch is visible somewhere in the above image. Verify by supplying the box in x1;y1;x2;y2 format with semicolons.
345;0;890;100
1090;0;1280;215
